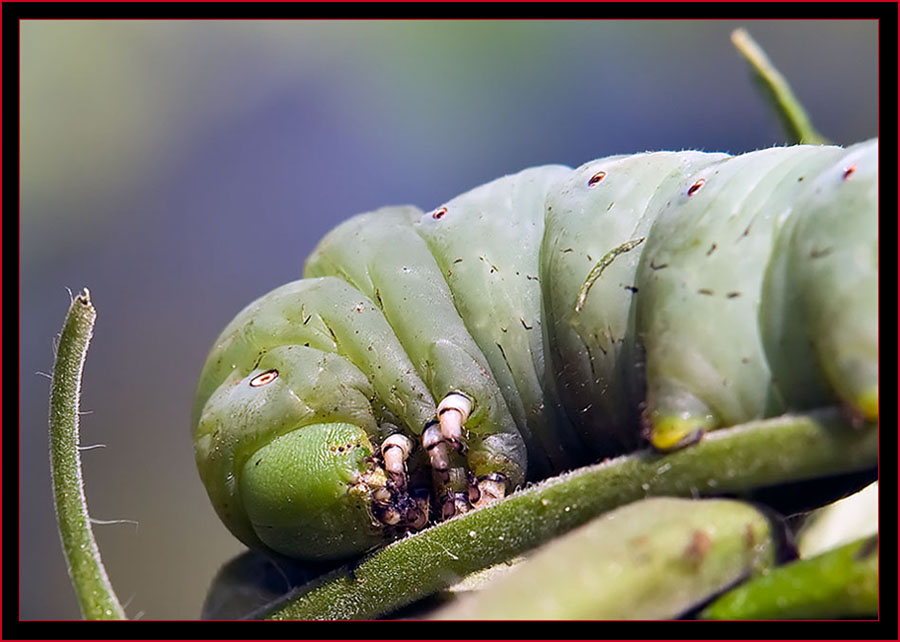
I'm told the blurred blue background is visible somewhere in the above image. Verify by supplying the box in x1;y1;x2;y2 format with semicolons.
20;20;877;619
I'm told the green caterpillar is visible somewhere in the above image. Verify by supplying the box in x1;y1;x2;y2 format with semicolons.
192;139;878;562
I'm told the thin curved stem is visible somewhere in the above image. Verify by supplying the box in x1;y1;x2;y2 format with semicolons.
49;289;126;620
732;28;830;145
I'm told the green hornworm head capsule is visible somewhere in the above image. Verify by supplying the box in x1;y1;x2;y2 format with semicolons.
238;421;389;560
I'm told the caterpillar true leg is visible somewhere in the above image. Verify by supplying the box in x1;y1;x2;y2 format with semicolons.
436;392;472;452
423;419;475;518
380;433;414;489
422;421;452;474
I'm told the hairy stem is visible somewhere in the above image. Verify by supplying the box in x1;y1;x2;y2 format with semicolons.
259;409;876;620
49;289;126;620
731;28;830;145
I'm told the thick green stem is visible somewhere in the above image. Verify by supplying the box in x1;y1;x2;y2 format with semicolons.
732;28;829;145
49;289;126;620
259;409;876;620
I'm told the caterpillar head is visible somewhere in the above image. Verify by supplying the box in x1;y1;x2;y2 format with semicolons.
193;344;419;561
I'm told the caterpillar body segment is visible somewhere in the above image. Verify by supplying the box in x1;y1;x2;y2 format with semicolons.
413;165;582;478
760;139;878;421
304;205;530;501
540;151;731;456
635;144;850;449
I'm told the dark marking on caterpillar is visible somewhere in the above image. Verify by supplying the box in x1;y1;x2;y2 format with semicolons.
322;320;339;344
810;247;834;259
480;255;500;273
497;343;513;374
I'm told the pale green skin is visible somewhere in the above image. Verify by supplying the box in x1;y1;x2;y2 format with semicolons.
193;139;878;561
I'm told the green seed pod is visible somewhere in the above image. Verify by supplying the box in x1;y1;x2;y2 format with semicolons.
193;140;878;562
430;497;777;620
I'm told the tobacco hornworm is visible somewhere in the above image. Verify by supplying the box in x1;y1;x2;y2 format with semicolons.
192;139;878;561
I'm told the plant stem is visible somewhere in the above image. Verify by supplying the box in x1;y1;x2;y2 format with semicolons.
731;28;830;145
259;409;876;620
49;289;126;620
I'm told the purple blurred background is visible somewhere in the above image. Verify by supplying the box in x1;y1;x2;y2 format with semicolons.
20;20;877;619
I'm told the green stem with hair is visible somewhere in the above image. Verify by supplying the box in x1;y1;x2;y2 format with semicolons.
49;289;126;620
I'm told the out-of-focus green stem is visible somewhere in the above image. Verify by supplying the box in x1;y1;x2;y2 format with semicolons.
259;409;876;620
700;535;878;619
430;497;777;620
732;28;830;145
49;289;126;620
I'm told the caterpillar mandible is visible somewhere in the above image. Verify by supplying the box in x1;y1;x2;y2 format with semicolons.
192;139;878;562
